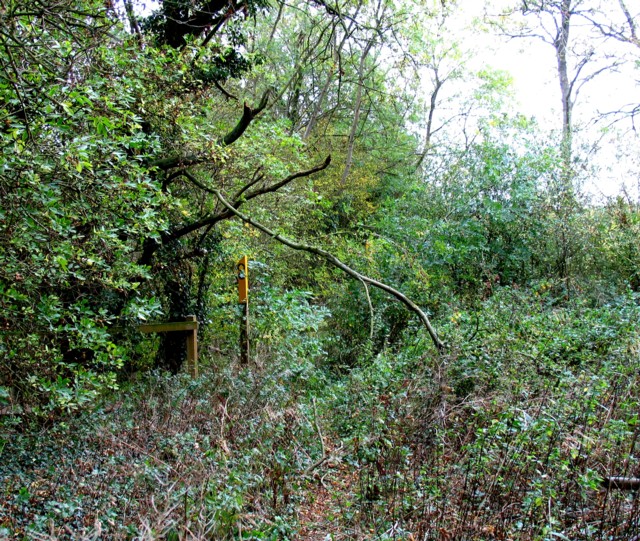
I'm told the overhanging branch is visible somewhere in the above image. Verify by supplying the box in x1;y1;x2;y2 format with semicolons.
222;89;271;146
149;89;271;171
212;189;445;352
243;155;331;200
159;156;332;246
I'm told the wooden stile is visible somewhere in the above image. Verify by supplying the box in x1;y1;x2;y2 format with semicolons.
138;315;199;378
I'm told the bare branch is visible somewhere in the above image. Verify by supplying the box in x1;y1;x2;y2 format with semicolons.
243;155;331;200
221;89;271;146
232;167;264;201
618;0;639;46
162;156;332;244
573;60;623;103
357;275;375;340
149;89;271;170
581;0;640;48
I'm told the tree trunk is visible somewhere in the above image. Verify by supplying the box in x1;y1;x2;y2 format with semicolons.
415;74;443;170
341;39;373;186
554;0;574;182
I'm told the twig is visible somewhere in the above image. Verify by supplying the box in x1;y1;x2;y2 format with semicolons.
357;275;374;340
313;397;325;459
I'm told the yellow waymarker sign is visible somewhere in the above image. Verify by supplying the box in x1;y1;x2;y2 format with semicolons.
237;255;248;303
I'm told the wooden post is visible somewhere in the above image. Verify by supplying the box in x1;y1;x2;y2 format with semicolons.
240;301;249;365
237;256;250;364
185;315;198;378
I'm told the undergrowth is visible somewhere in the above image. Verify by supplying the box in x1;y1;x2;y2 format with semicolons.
1;354;327;540
1;286;639;540
323;286;640;540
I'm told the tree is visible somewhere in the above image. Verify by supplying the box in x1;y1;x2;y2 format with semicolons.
584;0;640;129
0;0;165;407
1;0;445;411
496;0;615;178
403;4;469;171
487;0;623;279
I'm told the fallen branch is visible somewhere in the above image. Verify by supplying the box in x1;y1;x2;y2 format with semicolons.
212;189;444;352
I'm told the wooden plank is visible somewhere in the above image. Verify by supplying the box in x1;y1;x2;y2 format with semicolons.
138;321;198;333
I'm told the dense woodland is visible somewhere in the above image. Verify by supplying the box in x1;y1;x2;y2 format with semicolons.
1;0;640;539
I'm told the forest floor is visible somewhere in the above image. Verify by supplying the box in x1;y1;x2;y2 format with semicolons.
2;287;640;540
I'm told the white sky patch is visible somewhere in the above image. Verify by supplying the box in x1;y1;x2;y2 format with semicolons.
123;0;638;199
450;0;640;200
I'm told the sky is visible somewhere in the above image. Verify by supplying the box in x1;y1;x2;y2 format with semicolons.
454;0;640;200
127;0;639;200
